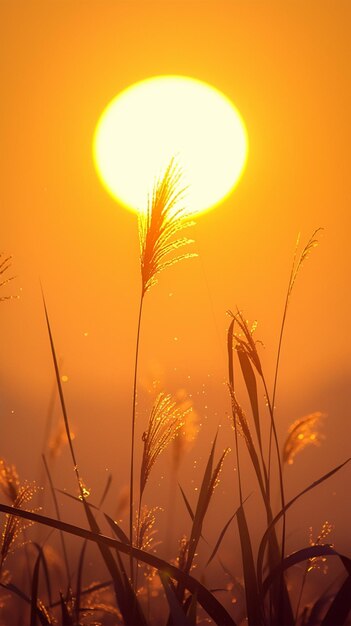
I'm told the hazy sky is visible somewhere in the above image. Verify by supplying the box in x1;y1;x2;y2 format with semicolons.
1;1;350;555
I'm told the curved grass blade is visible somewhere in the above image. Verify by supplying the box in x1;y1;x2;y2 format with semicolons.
257;457;351;592
227;318;235;389
60;593;73;626
83;503;146;626
205;501;247;569
160;571;191;626
42;456;71;587
236;504;264;626
186;590;198;625
179;484;195;521
186;432;218;570
56;488;130;545
33;542;53;609
321;575;351;626
0;502;236;626
30;550;42;626
262;545;351;597
99;473;113;507
75;539;88;625
237;348;262;452
104;512;131;545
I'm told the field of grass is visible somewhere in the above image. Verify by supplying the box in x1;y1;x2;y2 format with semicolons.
0;161;350;626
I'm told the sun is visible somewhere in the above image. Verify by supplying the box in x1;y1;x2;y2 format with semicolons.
93;76;248;216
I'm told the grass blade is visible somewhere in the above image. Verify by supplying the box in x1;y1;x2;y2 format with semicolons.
227;318;235;389
59;593;73;626
160;571;191;626
179;483;195;521
75;539;88;625
262;545;351;598
321;575;351;626
237;348;262;452
0;502;236;626
236;504;263;626
205;502;246;568
42;456;71;586
104;512;131;545
257;457;351;592
30;550;41;626
186;433;218;571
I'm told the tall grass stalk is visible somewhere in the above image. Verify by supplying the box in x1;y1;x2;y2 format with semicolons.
267;229;322;481
129;158;195;585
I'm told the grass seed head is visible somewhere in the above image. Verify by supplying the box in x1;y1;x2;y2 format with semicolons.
0;481;37;568
0;254;17;302
135;505;160;551
307;521;333;573
283;412;326;465
140;392;191;499
139;158;197;295
0;459;20;504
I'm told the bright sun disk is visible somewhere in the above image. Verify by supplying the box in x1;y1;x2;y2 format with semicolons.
93;76;248;216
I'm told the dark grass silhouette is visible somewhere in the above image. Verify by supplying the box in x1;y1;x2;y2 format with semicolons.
0;167;350;625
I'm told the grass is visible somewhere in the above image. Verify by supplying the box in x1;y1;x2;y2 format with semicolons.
0;168;350;625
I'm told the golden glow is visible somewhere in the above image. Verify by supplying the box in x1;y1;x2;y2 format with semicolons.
93;76;248;215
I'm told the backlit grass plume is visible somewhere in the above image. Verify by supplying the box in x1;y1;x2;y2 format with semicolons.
283;412;326;465
139;158;196;294
140;393;191;501
0;459;20;504
0;478;36;569
129;158;197;583
0;254;16;302
135;505;159;551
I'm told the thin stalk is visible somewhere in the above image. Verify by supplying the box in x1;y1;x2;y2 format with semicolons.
267;278;292;483
42;454;71;585
295;567;308;623
42;291;81;491
262;375;287;623
268;229;321;481
129;291;144;586
262;377;286;552
232;401;243;506
227;321;243;505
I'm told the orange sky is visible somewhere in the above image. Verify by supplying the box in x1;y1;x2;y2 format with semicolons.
1;1;350;554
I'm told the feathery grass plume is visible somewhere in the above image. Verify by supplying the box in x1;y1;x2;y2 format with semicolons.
307;521;333;573
0;254;17;302
288;228;322;299
129;159;196;582
139;393;191;500
0;482;36;569
135;506;160;551
0;459;20;504
269;229;323;475
283;412;326;465
295;520;334;620
139;158;196;295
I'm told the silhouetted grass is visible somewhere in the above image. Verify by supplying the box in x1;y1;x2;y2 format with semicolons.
0;177;350;625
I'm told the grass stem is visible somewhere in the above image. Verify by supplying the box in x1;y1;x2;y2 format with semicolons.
129;291;144;586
